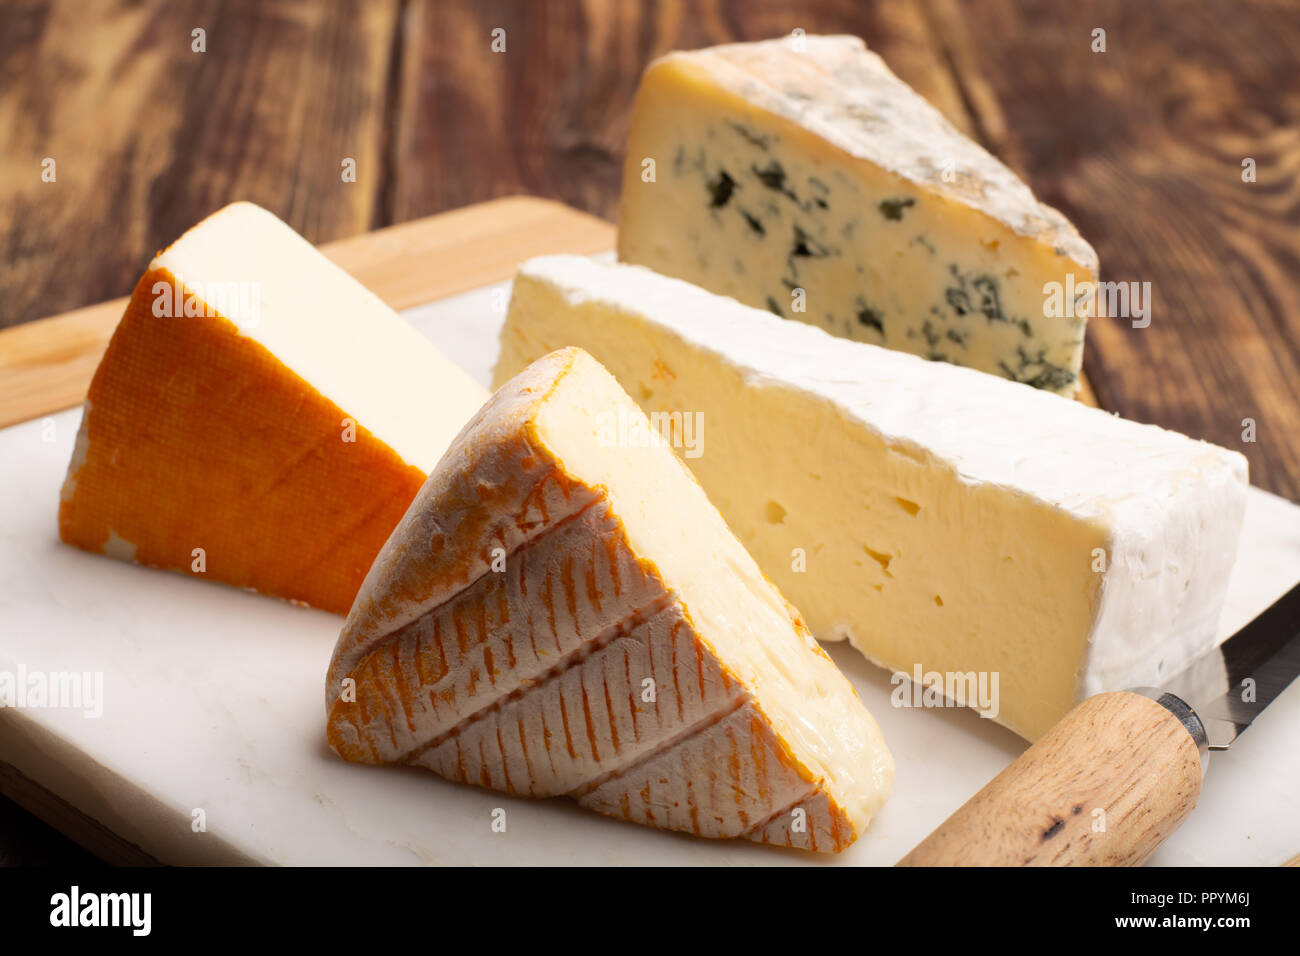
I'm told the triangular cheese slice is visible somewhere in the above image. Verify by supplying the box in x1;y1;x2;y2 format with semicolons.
59;202;488;614
326;347;892;851
618;36;1098;395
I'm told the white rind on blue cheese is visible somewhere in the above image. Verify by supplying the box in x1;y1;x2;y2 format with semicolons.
494;255;1248;741
618;35;1099;395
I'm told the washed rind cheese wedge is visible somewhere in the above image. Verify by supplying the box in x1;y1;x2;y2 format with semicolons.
326;347;893;852
59;202;488;614
493;256;1250;742
619;35;1098;395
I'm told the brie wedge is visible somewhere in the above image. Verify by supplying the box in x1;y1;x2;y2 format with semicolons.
494;256;1249;741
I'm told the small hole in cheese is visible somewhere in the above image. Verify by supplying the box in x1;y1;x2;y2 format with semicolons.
864;546;892;575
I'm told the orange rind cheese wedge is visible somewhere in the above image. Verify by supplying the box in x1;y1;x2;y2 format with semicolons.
326;347;892;851
59;202;488;614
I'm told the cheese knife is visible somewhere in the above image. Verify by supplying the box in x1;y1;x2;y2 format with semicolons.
897;581;1300;866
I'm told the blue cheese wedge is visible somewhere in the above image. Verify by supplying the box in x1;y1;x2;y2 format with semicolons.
327;348;893;852
618;35;1098;396
494;256;1249;742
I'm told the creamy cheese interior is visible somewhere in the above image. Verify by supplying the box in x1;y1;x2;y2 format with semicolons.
619;37;1097;395
531;350;893;827
157;202;486;471
495;256;1248;741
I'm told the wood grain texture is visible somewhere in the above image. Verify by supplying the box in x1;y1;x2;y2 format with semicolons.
0;0;1296;864
0;0;401;329
898;692;1204;867
0;762;154;866
0;197;615;429
924;0;1300;497
386;0;977;222
0;0;1293;481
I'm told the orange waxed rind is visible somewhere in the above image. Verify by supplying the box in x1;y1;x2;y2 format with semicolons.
59;266;429;615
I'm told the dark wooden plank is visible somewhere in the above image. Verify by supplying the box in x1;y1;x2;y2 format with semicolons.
386;0;977;222
0;197;617;429
924;0;1300;499
3;0;1296;862
0;764;152;866
0;0;400;330
0;793;105;866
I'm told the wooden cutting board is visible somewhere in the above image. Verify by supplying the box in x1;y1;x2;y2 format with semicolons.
0;197;617;430
0;196;1096;431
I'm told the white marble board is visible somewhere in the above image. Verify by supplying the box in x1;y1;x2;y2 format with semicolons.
1;274;1297;866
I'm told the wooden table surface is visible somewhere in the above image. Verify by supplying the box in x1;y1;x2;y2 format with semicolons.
1;0;1297;864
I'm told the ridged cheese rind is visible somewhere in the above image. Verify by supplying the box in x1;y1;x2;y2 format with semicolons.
493;256;1249;741
327;348;892;851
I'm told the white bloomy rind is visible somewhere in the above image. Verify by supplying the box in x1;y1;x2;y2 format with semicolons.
495;255;1248;740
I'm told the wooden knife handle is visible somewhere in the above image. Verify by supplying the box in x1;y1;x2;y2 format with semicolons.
897;690;1207;866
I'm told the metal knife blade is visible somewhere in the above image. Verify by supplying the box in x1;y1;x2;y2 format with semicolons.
1162;581;1300;750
